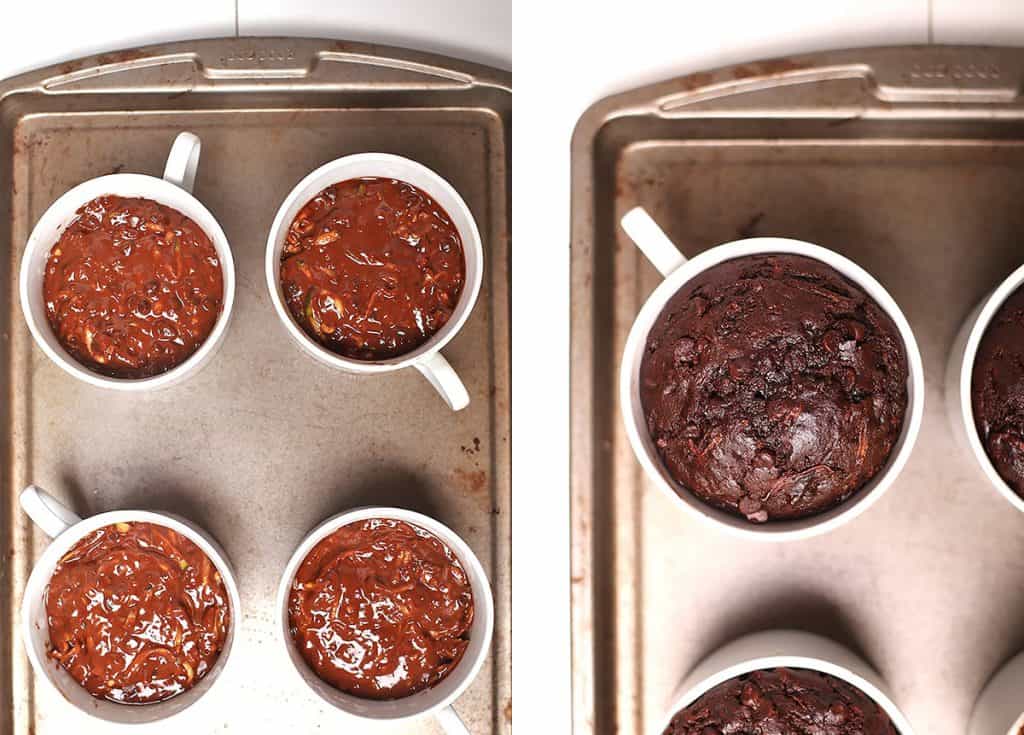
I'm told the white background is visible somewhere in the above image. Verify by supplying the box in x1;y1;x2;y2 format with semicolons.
0;1;511;78
4;1;1024;733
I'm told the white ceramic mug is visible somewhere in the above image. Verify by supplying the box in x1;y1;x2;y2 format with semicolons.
276;506;494;734
619;207;925;541
970;650;1024;735
18;484;241;724
658;629;916;735
946;263;1024;514
264;153;484;411
19;131;236;391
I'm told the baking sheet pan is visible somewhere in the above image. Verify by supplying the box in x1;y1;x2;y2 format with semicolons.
571;45;1024;735
0;37;510;735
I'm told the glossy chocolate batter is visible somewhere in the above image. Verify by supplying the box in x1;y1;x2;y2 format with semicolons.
279;177;465;360
46;522;230;704
287;518;474;700
664;668;899;735
640;254;908;522
43;195;224;378
972;285;1024;496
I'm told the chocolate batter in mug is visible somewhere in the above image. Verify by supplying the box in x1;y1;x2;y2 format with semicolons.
43;195;224;378
279;177;466;361
287;518;474;700
45;521;230;704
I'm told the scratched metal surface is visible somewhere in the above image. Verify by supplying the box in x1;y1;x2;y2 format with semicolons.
571;46;1024;735
0;38;510;735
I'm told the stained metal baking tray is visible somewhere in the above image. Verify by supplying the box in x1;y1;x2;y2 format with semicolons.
0;37;510;734
571;45;1024;735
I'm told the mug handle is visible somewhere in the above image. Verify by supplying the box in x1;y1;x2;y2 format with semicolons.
162;131;202;193
416;351;470;411
19;485;82;539
436;705;471;735
620;206;688;276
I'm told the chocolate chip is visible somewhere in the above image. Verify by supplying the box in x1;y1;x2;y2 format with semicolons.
827;366;856;392
752;450;775;469
674;337;697;365
738;496;763;517
728;356;752;381
826;702;849;723
821;329;841;353
740;681;766;708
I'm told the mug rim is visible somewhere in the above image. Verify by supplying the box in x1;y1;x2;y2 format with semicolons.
20;507;241;724
275;505;494;721
658;630;915;735
619;237;925;541
956;260;1024;515
263;152;484;374
19;172;236;392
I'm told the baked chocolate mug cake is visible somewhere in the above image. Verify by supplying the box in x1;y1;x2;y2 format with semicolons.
663;667;899;735
972;285;1024;497
640;254;909;523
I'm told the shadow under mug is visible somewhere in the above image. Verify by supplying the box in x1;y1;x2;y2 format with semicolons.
970;649;1024;735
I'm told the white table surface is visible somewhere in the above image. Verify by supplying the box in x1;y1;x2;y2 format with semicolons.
0;1;511;80
4;1;1024;733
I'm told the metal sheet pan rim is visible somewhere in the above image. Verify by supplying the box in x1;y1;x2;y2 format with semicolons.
0;36;510;97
